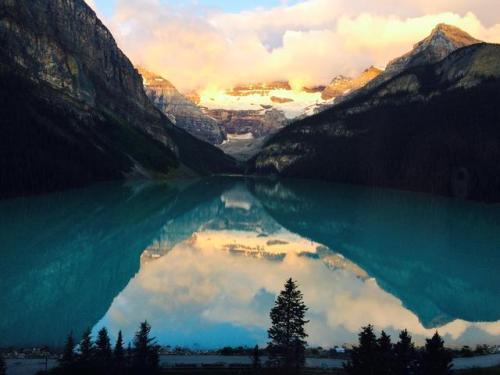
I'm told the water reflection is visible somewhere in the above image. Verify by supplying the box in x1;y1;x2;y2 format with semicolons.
0;177;499;348
96;179;500;348
0;179;227;347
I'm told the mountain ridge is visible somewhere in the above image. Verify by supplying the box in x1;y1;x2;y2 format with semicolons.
138;67;227;145
251;26;500;201
386;23;481;74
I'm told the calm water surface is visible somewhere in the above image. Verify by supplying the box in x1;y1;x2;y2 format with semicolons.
0;177;499;348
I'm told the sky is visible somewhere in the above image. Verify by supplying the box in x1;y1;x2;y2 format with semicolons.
85;0;500;92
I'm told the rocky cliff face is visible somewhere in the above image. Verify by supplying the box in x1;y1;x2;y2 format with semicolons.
386;23;481;75
252;40;500;202
139;68;226;145
342;24;482;102
0;0;236;197
321;67;382;100
204;108;288;138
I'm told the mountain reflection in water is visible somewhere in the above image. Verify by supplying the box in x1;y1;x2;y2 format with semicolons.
0;177;499;348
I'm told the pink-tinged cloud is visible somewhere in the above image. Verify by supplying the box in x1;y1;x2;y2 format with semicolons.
97;0;500;91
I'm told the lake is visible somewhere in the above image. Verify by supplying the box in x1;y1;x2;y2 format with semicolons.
0;176;499;349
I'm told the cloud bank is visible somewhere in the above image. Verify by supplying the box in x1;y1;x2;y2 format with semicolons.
97;0;500;92
96;232;500;348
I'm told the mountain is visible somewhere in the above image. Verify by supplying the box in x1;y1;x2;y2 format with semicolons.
386;23;481;75
205;108;288;138
321;66;382;100
0;0;236;197
251;27;500;201
197;81;336;160
342;23;481;103
138;68;227;145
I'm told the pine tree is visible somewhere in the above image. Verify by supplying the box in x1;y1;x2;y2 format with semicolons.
113;330;125;367
78;328;94;365
267;278;309;369
344;325;379;375
60;332;75;368
132;321;159;372
378;331;394;375
0;352;6;375
126;342;133;368
393;330;417;375
95;327;112;366
419;332;452;375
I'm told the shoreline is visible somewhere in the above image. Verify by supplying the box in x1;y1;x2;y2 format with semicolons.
5;353;500;375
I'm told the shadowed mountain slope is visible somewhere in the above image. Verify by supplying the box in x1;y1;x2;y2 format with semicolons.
252;39;500;202
0;0;236;197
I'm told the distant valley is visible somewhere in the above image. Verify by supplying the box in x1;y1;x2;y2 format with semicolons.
140;68;387;160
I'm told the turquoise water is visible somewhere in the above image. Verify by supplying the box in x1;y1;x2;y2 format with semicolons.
0;177;499;348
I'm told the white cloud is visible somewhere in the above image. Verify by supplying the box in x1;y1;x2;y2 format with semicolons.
95;231;500;348
101;0;500;91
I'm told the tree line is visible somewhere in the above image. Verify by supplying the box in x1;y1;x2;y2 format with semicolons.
344;325;452;375
35;278;455;375
48;321;159;374
263;278;453;374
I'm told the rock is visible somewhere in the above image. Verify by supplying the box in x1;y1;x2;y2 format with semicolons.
203;108;288;138
322;67;382;100
386;23;481;75
271;96;294;104
138;67;226;145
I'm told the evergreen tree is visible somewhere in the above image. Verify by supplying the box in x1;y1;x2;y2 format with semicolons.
60;332;76;368
419;332;452;375
393;330;417;375
267;278;309;369
132;321;159;373
95;327;112;366
126;342;133;368
78;328;94;365
378;331;394;375
344;325;379;375
113;330;125;367
0;352;6;375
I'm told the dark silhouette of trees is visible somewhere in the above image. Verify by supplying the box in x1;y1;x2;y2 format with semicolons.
77;328;94;366
393;330;417;375
127;342;133;368
267;278;309;370
113;330;125;368
346;327;453;375
419;332;453;375
132;321;159;373
378;331;394;374
344;325;380;375
95;327;112;367
60;332;75;368
0;352;6;375
46;323;163;374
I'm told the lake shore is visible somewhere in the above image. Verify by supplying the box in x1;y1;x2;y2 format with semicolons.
6;354;500;375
